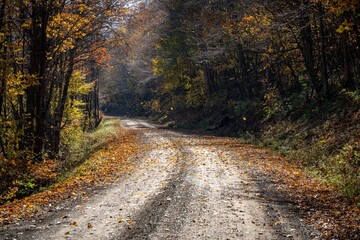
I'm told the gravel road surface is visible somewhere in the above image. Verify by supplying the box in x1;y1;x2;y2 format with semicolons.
0;119;319;240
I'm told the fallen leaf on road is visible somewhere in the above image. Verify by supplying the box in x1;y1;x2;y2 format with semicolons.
70;221;78;226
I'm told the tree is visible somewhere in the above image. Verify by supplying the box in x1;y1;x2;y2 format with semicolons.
0;0;123;162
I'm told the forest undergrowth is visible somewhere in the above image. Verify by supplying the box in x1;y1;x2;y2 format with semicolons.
164;90;360;203
0;119;139;225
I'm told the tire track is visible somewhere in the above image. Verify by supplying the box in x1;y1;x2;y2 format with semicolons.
115;130;195;240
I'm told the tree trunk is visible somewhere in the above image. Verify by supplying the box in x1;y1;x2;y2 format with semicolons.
237;43;253;98
288;63;302;93
318;2;329;95
202;61;214;96
27;2;50;162
342;32;354;89
298;2;320;95
48;50;75;158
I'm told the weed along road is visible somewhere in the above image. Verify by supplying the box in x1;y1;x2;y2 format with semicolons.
0;119;320;240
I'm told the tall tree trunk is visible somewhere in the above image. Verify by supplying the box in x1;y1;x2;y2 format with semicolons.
93;81;101;128
0;52;6;156
298;2;320;95
202;61;214;96
319;2;329;95
48;51;75;158
27;2;50;162
237;43;253;98
0;0;7;116
0;0;5;30
288;63;302;93
342;32;354;89
276;71;286;99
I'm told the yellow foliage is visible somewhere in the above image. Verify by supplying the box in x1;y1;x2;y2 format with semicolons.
327;0;359;15
69;70;94;96
151;58;161;76
47;11;94;53
336;20;354;33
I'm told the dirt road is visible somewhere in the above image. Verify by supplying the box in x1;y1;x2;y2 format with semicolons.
0;119;319;240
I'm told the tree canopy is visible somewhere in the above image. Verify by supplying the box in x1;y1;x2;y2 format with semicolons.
0;0;126;162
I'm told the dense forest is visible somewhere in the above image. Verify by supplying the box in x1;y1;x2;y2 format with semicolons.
0;0;125;201
101;0;359;199
103;0;360;115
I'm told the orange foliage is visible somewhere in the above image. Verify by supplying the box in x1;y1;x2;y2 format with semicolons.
27;160;59;183
92;47;111;66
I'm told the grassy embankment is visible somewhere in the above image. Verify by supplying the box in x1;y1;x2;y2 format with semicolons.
157;91;360;202
0;118;139;225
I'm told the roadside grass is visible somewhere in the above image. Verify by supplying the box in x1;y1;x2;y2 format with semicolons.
0;118;121;204
58;118;122;179
0;118;140;225
226;139;360;240
256;99;360;202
